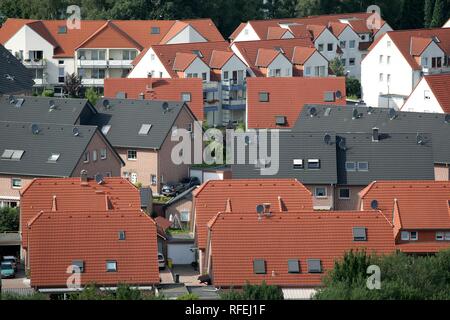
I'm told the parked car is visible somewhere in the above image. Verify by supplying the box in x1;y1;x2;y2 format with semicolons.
2;256;17;271
161;182;184;197
158;253;166;269
180;177;200;189
1;262;15;279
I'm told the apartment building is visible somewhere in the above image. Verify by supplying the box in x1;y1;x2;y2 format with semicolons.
0;18;224;96
361;28;450;109
0;44;34;95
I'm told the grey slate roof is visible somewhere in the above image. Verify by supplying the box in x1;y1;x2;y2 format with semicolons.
232;132;338;184
0;44;34;95
0;95;96;125
0;121;98;177
140;187;152;209
294;105;450;165
163;186;196;208
89;98;191;150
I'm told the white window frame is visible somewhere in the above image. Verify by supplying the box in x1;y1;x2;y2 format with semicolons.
100;148;107;160
11;178;22;189
314;187;327;198
410;231;418;241
92;150;98;162
339;188;350;200
83;152;89;163
130;173;138;184
127;150;137;161
401;231;410;241
106;260;117;272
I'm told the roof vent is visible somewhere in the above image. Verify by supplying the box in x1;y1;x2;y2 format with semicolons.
416;133;424;145
309;107;317;117
80;170;88;184
388;108;397;120
367;106;374;114
372;127;379;142
31;123;40;135
338;139;347;150
95;173;105;185
352;108;361;119
72;127;80;137
49;99;56;111
324;133;332;145
370;199;379;210
103;99;111;109
162;102;170;113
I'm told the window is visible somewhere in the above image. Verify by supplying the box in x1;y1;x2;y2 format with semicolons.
446;232;450;241
353;227;367;241
345;161;356;172
202;73;207;81
305;67;311;75
58;26;67;34
424;90;431;100
48;153;60;163
327;43;333;51
59;60;64;65
410;231;418;241
339;188;350;199
379;73;384;82
315;187;327;198
122;50;137;60
401;231;410;241
436;232;445;241
387;41;391;47
349;58;355;66
253;259;266;274
92;69;106;79
349;40;356;48
275;116;286;126
150;54;155;61
181;92;191;102
138;124;152;135
357;162;369;171
307;159;320;169
92;150;98;162
83;152;89;163
180;211;190;222
151;175;157;186
71;260;84;273
101;125;111;135
340;41;346;49
187;123;193;132
361;35;366;40
100;148;107;160
151;27;160;34
288;259;300;273
379;55;384;63
11;178;22;189
106;261;117;272
318;44;324;52
118;231;126;241
307;259;322;273
130;173;138;184
127;150;137;160
223;71;229;80
293;159;304;170
2;149;24;161
259;92;269;102
387;56;391;64
58;67;65;83
91;50;106;61
387;74;391;84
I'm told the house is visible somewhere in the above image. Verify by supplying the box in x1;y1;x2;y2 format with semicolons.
128;42;248;126
401;73;450;113
163;186;196;231
0;121;123;208
206;209;395;289
20;176;142;266
359;181;450;254
444;18;450;28
361;28;450;109
0;18;224;96
245;77;346;129
193;179;314;273
229;12;393;79
88;98;199;194
0;44;34;95
293;104;450;181
104;78;204;121
27;207;159;290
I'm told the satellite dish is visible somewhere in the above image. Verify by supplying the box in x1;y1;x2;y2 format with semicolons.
31;123;40;135
244;136;251;145
95;173;104;185
388;108;397;120
338;139;347;150
416;133;424;145
103;99;110;109
445;114;450;124
352;108;360;119
309;107;317;117
367;106;374;114
370;200;379;210
162;102;169;113
72;127;80;136
324;133;332;145
336;90;342;99
256;204;265;214
8;95;16;104
49;99;56;111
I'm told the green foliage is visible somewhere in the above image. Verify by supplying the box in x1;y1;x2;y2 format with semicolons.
221;281;284;300
84;87;100;106
424;0;436;27
1;292;48;300
430;0;448;27
64;73;83;98
41;89;54;97
346;77;361;99
315;249;450;300
329;57;345;77
177;293;199;300
67;283;160;300
0;207;19;232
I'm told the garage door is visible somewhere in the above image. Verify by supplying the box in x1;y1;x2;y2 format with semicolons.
204;172;223;182
167;243;195;265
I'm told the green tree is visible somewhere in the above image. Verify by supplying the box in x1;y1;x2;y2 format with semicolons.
297;0;321;17
430;0;447;27
221;281;284;300
84;87;100;106
177;293;199;300
0;207;19;232
64;73;83;98
399;0;424;29
329;57;345;77
424;0;436;27
346;77;361;99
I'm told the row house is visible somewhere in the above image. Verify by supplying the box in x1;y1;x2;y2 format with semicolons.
229;12;393;79
361;28;450;109
88;98;199;195
359;181;450;254
0;44;34;95
21;177;159;290
401;73;450;114
0;18;224;96
128;42;248;126
0;120;123;208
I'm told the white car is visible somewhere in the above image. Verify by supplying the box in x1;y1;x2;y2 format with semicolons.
158;253;165;269
2;256;17;271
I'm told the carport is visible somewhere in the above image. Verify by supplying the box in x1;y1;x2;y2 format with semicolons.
0;232;21;259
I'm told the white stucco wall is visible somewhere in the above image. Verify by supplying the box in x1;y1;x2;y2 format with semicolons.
401;78;444;113
184;57;210;81
314;29;339;62
128;48;171;78
221;55;248;80
166;25;207;44
267;53;292;77
233;23;260;42
303;51;329;77
338;26;361;79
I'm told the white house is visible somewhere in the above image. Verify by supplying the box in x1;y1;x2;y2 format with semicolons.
444;19;450;28
401;73;450;114
361;28;450;109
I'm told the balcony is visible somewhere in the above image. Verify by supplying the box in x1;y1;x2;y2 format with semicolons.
23;59;46;68
77;59;108;68
203;81;219;92
108;59;134;68
222;98;246;111
32;79;47;86
81;78;105;86
222;79;246;91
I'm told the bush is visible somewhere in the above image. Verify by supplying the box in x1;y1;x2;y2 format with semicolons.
221;281;283;300
41;89;54;97
177;293;199;300
346;77;361;99
0;207;19;232
85;87;100;106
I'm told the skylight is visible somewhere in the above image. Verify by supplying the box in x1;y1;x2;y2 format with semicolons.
48;153;60;163
138;124;152;135
2;149;24;161
101;125;111;135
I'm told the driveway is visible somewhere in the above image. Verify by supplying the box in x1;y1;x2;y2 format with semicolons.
1;267;30;289
171;265;201;286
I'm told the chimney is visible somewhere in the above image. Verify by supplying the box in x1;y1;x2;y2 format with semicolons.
278;196;287;212
263;203;272;216
138;92;145;100
80;170;88;185
51;195;57;212
225;198;232;213
372;127;379;142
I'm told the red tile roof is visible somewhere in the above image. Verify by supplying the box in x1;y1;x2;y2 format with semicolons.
267;27;291;40
172;52;198;71
193;179;313;250
410;36;433;56
104;78;204;120
328;22;348;37
0;18;224;58
306;24;328;40
255;48;281;67
208;210;395;287
246;77;346;129
423;73;450;114
359;181;450;229
292;46;318;65
20;177;141;249
28;209;159;288
209;50;235;69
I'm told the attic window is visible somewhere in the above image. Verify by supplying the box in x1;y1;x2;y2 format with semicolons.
307;259;322;273
192;50;203;58
138;124;152;135
288;259;300;273
58;26;67;34
259;92;269;102
101;125;111;135
71;260;84;273
48;153;60;163
357;162;369;171
324;91;335;102
293;159;304;170
181;92;192;102
345;161;356;172
151;27;160;34
118;231;126;241
307;159;320;169
1;149;24;161
275;115;286;126
253;259;266;274
353;227;367;241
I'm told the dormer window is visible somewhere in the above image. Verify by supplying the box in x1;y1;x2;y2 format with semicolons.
138;124;152;135
293;159;304;170
58;26;67;34
307;159;320;169
48;153;60;163
151;27;160;34
259;92;269;102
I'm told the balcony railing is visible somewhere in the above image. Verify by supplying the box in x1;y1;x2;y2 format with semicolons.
77;59;133;68
108;60;134;68
81;78;105;86
23;59;46;68
222;79;246;91
222;98;246;111
203;81;219;92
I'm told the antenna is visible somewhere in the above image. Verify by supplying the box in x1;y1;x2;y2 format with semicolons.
416;133;424;145
367;106;374;114
309;107;317;117
388;108;397;120
162;102;169;113
352;108;360;119
95;173;104;185
338;139;347;151
103;99;110;109
324;133;332;145
370;200;379;210
72;127;80;136
31;123;40;135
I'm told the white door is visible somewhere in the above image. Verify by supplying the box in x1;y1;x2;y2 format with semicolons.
167;243;195;265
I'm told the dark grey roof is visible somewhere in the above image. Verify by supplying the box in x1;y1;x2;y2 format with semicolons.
294;105;450;164
0;232;21;246
335;133;434;185
0;45;34;95
0;121;98;177
232;132;338;184
89;98;190;150
0;95;96;125
163;186;196;208
140;187;152;208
